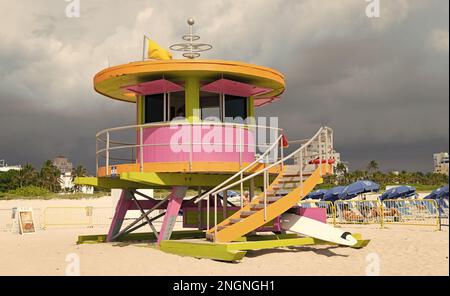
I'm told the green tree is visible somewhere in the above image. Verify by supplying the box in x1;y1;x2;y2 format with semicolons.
12;164;38;188
0;170;20;192
72;165;88;179
72;165;88;192
366;160;379;175
39;160;61;193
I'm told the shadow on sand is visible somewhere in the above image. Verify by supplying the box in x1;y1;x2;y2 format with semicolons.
245;245;349;258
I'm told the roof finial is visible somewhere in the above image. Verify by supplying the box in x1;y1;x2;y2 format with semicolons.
170;17;212;59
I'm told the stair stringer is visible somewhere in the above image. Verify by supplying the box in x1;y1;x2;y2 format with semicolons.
211;163;330;243
207;166;287;236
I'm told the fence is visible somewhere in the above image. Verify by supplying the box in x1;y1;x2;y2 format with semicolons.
437;198;449;228
0;200;445;232
42;207;179;229
0;208;44;232
382;199;439;227
299;199;442;229
334;200;382;225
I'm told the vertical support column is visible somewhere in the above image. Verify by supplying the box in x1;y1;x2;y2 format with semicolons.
106;132;110;176
185;76;199;172
139;126;144;172
197;187;202;230
222;190;228;219
157;186;188;245
107;190;133;242
249;178;255;202
248;96;255;118
300;150;303;196
185;76;200;123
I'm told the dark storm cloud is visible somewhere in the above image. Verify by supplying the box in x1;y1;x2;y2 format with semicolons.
0;0;448;173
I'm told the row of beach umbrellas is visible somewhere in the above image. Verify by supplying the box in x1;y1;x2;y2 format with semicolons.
305;182;449;202
305;180;380;202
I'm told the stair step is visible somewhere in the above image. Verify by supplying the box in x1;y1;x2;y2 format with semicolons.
217;225;227;231
230;218;243;224
206;233;214;241
272;183;298;190
258;196;283;203
240;210;256;217
250;203;266;210
266;190;290;196
282;172;312;177
278;177;304;183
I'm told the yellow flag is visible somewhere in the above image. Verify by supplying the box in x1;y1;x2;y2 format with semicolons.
147;38;172;60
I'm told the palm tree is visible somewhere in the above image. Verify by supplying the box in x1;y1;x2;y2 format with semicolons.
334;162;348;184
72;165;88;179
72;165;88;192
12;163;37;188
366;160;379;176
39;160;61;193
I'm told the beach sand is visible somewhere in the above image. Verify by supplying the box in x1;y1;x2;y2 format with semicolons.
0;197;448;276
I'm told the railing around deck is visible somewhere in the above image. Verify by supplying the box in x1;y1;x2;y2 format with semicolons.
95;121;284;176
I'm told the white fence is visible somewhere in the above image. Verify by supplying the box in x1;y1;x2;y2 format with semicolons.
0;199;446;232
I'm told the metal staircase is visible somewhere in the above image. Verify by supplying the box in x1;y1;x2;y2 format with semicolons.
194;126;335;243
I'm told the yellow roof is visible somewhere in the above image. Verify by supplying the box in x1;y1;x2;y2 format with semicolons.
94;59;286;103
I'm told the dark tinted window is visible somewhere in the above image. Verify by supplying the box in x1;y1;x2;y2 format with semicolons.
200;92;221;121
169;92;185;120
224;95;247;122
144;94;164;123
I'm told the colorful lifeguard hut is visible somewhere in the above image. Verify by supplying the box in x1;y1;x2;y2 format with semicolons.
76;19;369;261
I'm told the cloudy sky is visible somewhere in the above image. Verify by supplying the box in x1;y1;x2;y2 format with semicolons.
0;0;448;173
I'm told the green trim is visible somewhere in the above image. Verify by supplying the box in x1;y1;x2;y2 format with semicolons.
120;172;266;188
75;173;267;189
77;230;205;244
77;231;369;261
74;177;150;189
160;240;247;261
137;95;143;124
185;76;200;123
248;96;254;118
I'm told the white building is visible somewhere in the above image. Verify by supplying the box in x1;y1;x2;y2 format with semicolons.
52;156;94;194
433;152;449;176
0;160;22;172
295;140;348;174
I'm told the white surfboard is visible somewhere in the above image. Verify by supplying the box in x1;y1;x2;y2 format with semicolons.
281;213;357;246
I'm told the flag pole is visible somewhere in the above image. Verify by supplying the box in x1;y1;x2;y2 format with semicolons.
142;35;147;61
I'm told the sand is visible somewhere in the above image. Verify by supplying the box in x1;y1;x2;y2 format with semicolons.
0;196;448;276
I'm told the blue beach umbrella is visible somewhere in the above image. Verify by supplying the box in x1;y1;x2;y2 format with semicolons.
323;186;346;202
304;189;328;200
379;186;417;201
338;180;380;200
424;185;449;200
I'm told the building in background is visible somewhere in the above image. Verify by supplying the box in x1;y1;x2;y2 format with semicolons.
433;152;449;176
52;156;94;194
0;159;22;172
296;140;348;175
52;156;73;174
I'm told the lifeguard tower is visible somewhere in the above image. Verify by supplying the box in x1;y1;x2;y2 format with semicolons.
76;19;369;261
